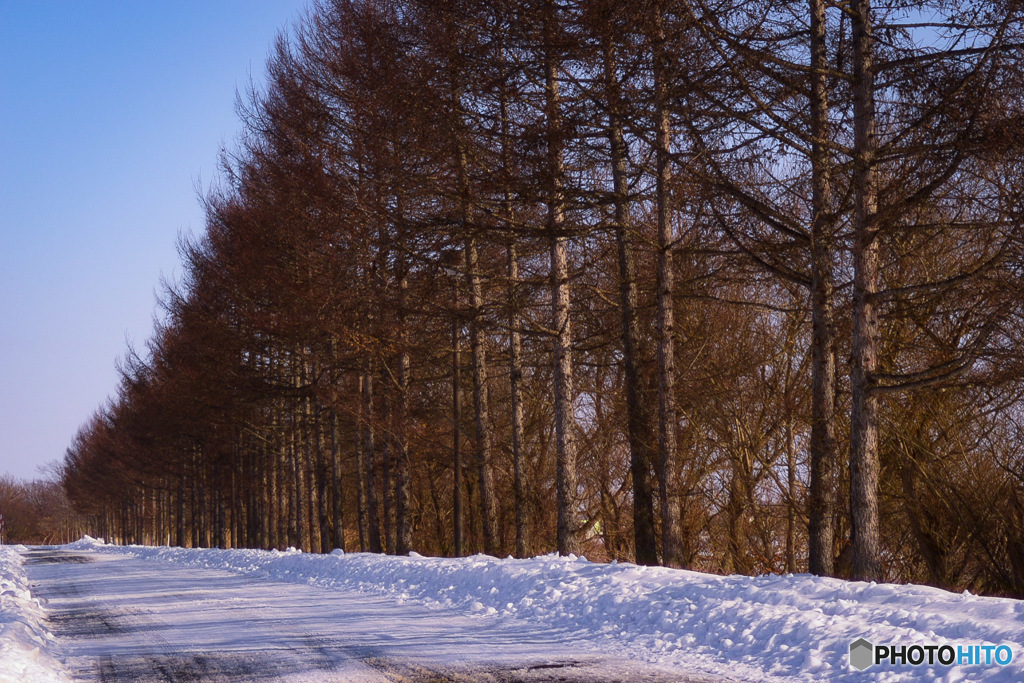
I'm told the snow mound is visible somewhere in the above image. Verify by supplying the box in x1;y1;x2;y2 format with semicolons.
0;546;70;682
74;538;1024;681
64;535;106;549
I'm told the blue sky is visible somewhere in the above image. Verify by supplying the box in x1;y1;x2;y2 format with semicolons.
0;1;309;480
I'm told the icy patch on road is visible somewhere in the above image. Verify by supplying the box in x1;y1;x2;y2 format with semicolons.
71;537;1024;681
0;546;70;682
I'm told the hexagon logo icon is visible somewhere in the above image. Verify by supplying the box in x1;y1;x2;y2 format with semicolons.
849;638;874;671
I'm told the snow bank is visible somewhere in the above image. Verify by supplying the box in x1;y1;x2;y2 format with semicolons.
75;539;1024;681
0;546;69;682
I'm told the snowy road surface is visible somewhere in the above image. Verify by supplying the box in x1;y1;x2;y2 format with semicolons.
23;548;716;682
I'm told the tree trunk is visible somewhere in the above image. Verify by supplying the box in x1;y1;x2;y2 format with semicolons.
304;387;322;554
274;410;287;549
452;321;465;556
726;459;750;575
498;72;528;559
331;407;346;552
849;0;882;582
216;488;227;550
807;0;838;578
289;414;303;550
176;474;186;548
545;1;582;556
508;243;528;558
355;373;369;551
362;367;382;553
653;13;685;569
379;385;395;555
316;402;332;553
602;35;659;567
192;449;201;548
464;234;498;555
394;270;413;556
786;411;798;573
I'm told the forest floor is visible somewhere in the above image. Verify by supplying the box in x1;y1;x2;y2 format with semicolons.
2;540;1023;681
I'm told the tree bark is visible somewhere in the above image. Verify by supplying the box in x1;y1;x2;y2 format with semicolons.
849;0;882;582
331;406;346;552
786;410;798;573
807;0;838;578
315;400;332;553
652;12;685;569
452;321;465;556
602;36;658;566
497;72;528;559
355;374;369;551
303;384;322;554
508;243;528;558
464;235;497;555
394;269;413;556
176;474;186;548
362;367;382;553
544;0;582;556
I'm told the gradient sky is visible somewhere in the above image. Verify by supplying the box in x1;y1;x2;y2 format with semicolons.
1;1;309;480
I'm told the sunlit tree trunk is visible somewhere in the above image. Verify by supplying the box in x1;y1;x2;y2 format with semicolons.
849;0;882;582
652;11;684;569
462;210;497;555
507;242;528;558
544;0;582;556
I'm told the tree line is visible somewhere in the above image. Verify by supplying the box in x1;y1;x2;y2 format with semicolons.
59;0;1024;595
0;473;81;546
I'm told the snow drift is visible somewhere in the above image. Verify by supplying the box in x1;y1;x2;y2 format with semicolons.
0;546;69;682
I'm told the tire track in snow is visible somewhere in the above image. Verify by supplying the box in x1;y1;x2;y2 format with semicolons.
25;549;310;681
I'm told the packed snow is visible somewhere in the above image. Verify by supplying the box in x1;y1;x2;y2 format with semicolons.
24;547;689;681
0;546;69;682
3;537;1023;681
70;538;1024;680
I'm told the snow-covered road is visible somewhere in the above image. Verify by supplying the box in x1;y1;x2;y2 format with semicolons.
7;540;1023;681
22;547;710;682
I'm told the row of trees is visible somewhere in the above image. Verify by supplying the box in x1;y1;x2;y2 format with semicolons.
62;0;1024;594
0;474;82;545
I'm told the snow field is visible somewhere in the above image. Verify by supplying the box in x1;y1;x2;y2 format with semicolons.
72;537;1024;681
0;546;69;682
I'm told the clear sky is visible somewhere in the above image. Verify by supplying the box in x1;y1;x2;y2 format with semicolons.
0;1;310;481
